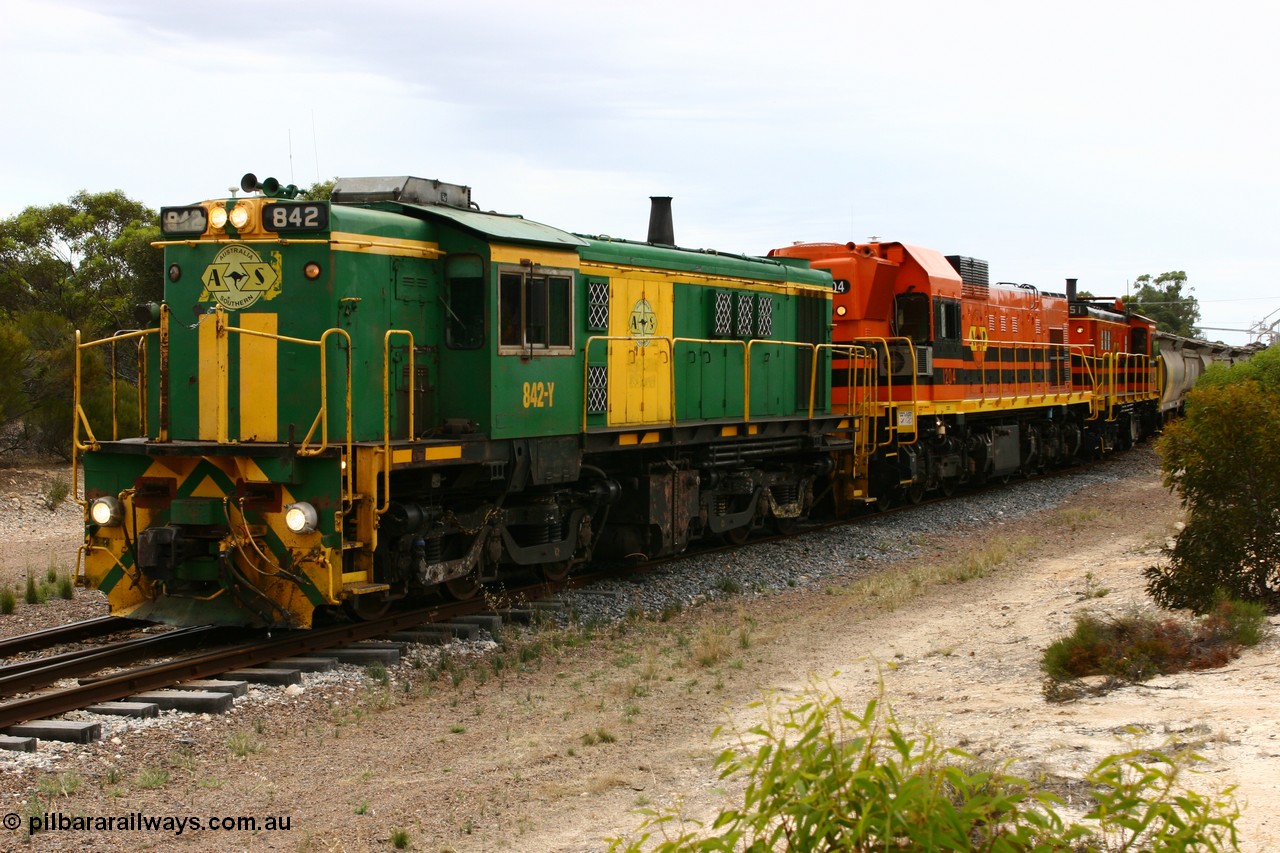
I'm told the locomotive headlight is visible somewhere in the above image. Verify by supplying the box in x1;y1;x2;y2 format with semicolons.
89;496;123;527
228;204;250;229
209;206;228;229
284;502;319;534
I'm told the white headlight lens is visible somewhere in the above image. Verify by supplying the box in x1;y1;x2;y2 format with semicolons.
228;204;250;228
284;502;318;534
90;496;123;526
209;206;228;229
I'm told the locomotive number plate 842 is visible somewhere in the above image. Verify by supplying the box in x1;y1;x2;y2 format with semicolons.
263;202;329;232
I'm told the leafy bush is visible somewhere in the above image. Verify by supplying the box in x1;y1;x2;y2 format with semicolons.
42;477;70;511
608;688;1240;852
1042;599;1267;692
1148;347;1280;613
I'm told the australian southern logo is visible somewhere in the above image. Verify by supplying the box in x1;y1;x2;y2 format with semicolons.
628;298;656;346
200;245;282;310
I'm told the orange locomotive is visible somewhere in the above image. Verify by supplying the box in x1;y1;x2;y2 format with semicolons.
768;240;1161;512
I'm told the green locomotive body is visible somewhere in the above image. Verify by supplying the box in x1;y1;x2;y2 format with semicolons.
75;176;842;627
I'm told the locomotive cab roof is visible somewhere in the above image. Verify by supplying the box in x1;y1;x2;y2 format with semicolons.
332;174;589;249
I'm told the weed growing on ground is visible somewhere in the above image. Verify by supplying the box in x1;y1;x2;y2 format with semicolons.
691;623;732;667
42;477;70;511
36;771;83;798
135;768;169;790
228;731;262;758
1042;596;1268;700
607;686;1240;852
834;535;1037;610
581;727;617;746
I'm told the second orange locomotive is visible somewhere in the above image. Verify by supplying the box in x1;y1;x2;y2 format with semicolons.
770;240;1161;512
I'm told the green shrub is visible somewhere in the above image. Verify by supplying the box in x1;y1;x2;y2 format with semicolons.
608;688;1240;852
1042;599;1268;694
0;587;15;614
42;477;70;511
1148;360;1280;613
24;575;39;605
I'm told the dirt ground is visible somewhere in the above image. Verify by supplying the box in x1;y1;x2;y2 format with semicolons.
1;451;1277;852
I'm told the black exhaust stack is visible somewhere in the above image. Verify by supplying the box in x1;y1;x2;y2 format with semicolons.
1065;278;1077;302
647;196;674;245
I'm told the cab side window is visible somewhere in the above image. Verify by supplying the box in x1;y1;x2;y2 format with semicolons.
444;255;485;350
499;266;574;354
894;293;931;343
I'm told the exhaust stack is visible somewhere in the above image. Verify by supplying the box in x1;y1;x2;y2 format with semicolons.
1065;277;1078;302
647;196;674;245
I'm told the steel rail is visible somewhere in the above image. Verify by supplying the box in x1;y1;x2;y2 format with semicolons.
0;616;147;658
0;625;220;699
0;594;510;729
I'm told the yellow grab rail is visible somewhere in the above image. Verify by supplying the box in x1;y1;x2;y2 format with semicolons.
378;330;416;515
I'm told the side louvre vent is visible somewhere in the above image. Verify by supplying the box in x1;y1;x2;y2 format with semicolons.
757;295;773;337
587;281;610;331
587;365;608;414
736;291;754;338
916;346;933;376
714;292;733;337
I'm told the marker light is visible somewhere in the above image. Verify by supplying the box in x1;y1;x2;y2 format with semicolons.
284;502;319;534
304;261;322;280
89;496;123;527
209;206;228;229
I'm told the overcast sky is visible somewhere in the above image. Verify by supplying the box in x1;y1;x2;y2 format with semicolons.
3;0;1276;343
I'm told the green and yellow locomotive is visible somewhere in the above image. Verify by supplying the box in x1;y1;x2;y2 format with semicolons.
74;176;847;627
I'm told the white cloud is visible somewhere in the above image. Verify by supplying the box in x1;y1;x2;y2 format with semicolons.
1;0;1276;341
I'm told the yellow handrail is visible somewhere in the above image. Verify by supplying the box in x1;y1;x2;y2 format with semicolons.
379;330;416;515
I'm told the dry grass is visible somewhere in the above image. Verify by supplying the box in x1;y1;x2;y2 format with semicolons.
833;535;1038;611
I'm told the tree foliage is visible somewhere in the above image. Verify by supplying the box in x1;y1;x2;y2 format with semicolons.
0;191;156;458
0;190;162;337
303;177;337;201
1125;271;1201;338
1146;346;1280;612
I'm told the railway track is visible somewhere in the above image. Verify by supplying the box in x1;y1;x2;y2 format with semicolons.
0;453;1131;748
0;614;147;657
0;580;567;736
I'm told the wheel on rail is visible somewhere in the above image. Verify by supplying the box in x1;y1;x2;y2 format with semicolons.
343;592;392;621
938;476;959;497
771;516;798;535
539;560;572;583
723;524;752;545
907;482;926;504
443;574;481;601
